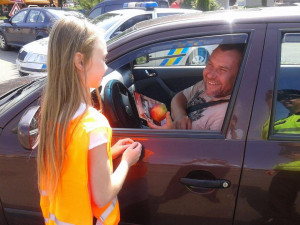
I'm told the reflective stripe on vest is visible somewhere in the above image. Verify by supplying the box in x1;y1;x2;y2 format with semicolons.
99;197;118;223
275;127;300;134
44;213;75;225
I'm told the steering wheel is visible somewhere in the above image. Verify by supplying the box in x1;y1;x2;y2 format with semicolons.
102;80;141;128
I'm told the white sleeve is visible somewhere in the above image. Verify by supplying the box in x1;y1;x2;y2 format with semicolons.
89;129;108;150
182;85;193;100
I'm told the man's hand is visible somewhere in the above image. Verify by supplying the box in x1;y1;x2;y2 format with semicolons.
111;138;134;159
265;170;277;176
147;112;174;129
174;116;192;129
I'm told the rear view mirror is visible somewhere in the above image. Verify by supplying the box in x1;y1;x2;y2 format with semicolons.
18;106;40;150
3;19;10;23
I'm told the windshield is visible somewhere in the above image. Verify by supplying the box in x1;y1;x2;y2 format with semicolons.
92;13;122;31
0;78;46;117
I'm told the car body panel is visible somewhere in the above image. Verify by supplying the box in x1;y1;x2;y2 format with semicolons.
234;22;300;225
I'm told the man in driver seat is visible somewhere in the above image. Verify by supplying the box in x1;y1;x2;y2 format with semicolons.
148;44;244;130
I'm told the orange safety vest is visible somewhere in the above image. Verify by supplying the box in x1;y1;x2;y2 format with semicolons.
40;107;120;225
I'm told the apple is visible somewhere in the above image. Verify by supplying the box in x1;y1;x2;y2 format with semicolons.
150;103;167;122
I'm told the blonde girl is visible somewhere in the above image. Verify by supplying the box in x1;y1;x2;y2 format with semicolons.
37;17;142;225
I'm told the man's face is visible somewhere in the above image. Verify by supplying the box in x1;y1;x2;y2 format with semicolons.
280;96;300;113
203;47;242;98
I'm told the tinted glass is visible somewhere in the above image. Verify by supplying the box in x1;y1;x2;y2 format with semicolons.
88;7;102;19
158;2;169;7
157;13;181;17
111;14;152;37
26;10;40;23
37;12;45;23
93;13;121;31
12;10;28;23
273;33;300;136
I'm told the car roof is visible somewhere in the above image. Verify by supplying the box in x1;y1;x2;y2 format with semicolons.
107;6;300;46
134;6;300;29
106;6;300;58
103;7;196;16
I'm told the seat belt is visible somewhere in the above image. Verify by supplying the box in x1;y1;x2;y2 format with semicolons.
186;99;230;114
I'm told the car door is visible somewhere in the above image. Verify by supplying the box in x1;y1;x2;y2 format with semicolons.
22;9;41;44
0;81;45;225
105;23;266;225
5;10;28;45
234;23;300;225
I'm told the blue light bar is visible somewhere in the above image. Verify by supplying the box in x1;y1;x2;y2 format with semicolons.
123;2;158;10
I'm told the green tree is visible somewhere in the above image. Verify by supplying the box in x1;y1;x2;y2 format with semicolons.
210;0;220;10
181;0;196;9
195;0;219;11
78;0;103;11
196;0;210;11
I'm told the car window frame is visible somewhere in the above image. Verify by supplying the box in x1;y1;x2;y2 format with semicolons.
269;29;300;141
106;32;252;139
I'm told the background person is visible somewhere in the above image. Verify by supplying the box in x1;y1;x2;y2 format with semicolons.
170;0;184;8
37;17;142;225
274;89;300;134
148;44;244;130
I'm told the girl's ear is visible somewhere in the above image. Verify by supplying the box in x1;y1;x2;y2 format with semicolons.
74;52;84;72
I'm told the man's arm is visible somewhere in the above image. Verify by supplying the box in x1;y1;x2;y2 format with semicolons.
171;91;187;120
171;92;192;129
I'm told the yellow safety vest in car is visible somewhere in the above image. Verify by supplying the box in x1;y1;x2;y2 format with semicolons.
274;114;300;134
274;161;300;172
40;107;120;225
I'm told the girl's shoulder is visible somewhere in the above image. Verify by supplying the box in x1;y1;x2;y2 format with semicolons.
82;107;111;131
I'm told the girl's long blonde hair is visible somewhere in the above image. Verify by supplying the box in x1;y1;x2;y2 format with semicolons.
37;17;103;195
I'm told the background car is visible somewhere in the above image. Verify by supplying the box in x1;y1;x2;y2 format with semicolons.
1;6;300;225
16;2;196;76
0;7;85;51
88;0;170;19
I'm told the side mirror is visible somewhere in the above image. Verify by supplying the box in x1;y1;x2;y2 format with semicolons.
3;19;10;23
18;106;40;150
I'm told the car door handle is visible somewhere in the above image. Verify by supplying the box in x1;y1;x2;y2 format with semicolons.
145;69;156;77
180;178;231;189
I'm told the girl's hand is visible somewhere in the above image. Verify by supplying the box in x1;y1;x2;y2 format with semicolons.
111;138;134;158
122;142;142;167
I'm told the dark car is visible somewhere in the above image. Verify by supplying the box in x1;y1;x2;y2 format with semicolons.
0;7;85;51
1;6;300;225
88;0;170;19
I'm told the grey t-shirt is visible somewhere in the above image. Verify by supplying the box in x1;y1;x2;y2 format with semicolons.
182;81;230;130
